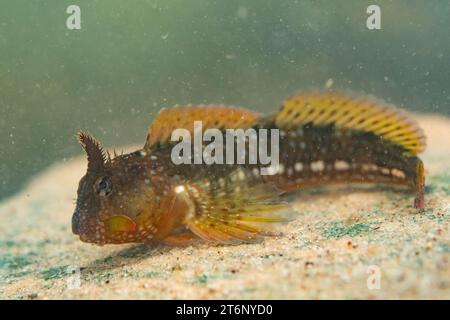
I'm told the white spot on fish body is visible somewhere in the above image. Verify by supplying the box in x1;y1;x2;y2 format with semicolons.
391;168;406;179
174;185;185;194
335;160;350;171
295;162;303;172
311;160;325;172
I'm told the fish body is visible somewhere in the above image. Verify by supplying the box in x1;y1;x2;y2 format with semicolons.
72;91;426;245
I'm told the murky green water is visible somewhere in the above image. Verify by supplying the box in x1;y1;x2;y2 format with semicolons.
0;0;449;199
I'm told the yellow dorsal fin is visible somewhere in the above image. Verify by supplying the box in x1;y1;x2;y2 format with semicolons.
145;105;260;149
275;91;426;154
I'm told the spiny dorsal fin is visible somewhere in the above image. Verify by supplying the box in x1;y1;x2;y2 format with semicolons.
275;91;426;154
145;105;260;150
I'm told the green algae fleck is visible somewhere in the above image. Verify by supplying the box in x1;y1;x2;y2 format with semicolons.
40;265;69;281
322;222;373;239
194;274;209;284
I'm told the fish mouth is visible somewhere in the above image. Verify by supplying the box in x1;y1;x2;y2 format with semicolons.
71;211;80;235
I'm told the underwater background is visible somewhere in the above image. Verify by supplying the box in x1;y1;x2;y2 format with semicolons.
1;0;449;200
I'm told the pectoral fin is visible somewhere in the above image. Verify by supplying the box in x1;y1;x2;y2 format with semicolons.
179;168;295;245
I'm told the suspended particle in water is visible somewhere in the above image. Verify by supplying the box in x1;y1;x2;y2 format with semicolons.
237;7;248;20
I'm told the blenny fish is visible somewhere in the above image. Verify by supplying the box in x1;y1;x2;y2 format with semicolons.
72;91;426;245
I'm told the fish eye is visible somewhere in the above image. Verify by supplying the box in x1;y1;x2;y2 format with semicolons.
94;176;112;196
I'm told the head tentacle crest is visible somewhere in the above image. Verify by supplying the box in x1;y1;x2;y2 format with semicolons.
76;131;108;171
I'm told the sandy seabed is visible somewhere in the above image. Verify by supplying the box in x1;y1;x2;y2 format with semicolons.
0;114;449;299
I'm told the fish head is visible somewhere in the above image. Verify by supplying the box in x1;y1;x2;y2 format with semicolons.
72;132;158;245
